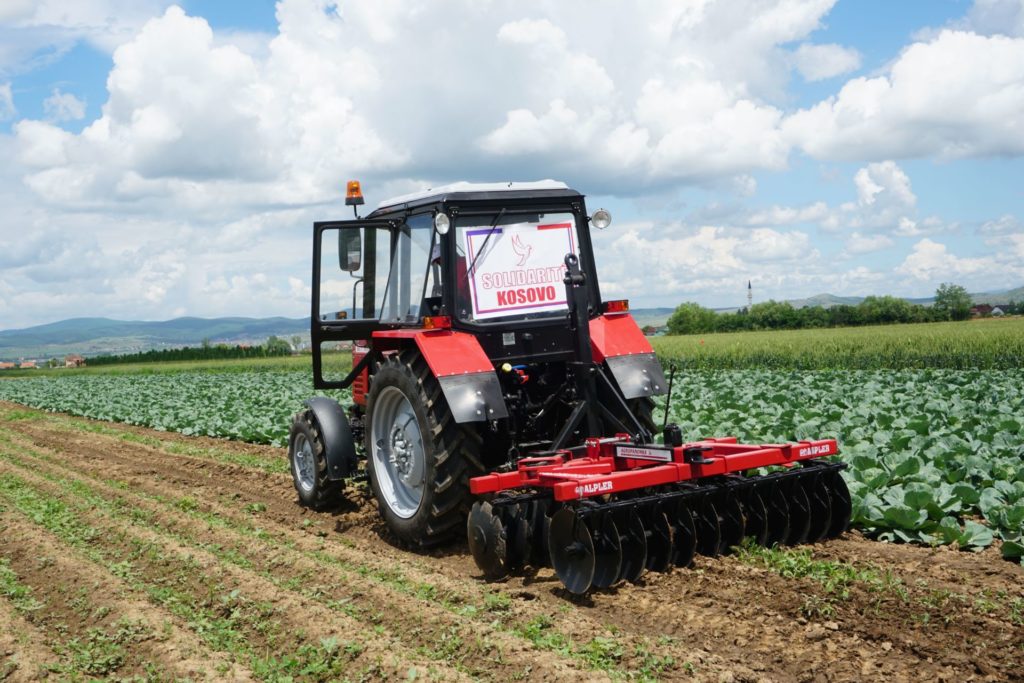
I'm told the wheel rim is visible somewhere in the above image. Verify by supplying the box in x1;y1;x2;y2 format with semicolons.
370;386;426;519
292;432;316;494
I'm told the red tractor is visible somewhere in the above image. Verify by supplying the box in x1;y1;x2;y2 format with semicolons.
290;180;850;593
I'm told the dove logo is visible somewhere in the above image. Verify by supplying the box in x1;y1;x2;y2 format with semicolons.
511;234;533;266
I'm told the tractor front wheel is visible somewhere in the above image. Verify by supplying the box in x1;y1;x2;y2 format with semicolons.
288;410;343;509
365;350;484;547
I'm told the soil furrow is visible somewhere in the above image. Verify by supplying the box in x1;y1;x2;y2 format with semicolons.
1;404;1022;682
0;593;60;682
0;419;694;678
0;508;253;681
0;433;598;681
0;459;468;682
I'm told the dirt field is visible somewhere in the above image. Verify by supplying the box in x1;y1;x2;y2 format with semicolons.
0;401;1021;682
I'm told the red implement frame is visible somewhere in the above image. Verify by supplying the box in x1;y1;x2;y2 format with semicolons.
469;436;839;502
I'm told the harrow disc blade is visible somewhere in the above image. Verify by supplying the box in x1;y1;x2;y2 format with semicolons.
784;480;812;546
825;470;852;538
614;509;647;584
528;500;554;567
641;508;674;573
760;481;790;547
468;501;508;580
715;490;746;555
669;502;697;568
548;508;595;594
741;486;769;546
502;503;531;570
803;472;833;544
590;513;624;589
694;498;722;557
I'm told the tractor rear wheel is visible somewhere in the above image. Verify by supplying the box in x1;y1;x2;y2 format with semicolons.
630;396;658;436
365;349;485;547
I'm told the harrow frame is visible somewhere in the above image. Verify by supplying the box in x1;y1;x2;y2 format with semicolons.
470;435;839;501
467;435;850;594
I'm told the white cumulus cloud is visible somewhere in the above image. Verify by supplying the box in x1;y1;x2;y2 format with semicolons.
784;30;1024;160
791;43;861;81
43;89;85;121
0;81;13;119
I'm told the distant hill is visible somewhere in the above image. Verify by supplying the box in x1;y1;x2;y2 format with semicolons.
0;317;309;361
629;308;676;328
785;293;865;309
970;286;1024;306
2;285;1020;360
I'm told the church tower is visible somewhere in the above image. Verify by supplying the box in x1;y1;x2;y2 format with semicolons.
747;280;752;310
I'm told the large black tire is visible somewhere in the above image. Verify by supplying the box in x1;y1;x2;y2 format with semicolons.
604;395;659;440
630;396;659;437
288;410;344;509
365;349;485;547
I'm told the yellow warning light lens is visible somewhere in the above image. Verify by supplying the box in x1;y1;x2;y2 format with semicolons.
345;180;365;206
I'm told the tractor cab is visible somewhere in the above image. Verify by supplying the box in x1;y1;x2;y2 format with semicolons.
311;180;606;388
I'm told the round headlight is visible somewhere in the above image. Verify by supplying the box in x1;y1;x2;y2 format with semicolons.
434;212;451;235
591;208;612;230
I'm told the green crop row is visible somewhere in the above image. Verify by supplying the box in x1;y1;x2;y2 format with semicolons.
0;371;346;447
2;364;1022;563
650;318;1024;370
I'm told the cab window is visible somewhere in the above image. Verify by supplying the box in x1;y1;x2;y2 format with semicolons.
454;212;577;322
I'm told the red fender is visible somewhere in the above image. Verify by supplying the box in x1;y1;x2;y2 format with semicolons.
588;313;653;362
371;329;493;376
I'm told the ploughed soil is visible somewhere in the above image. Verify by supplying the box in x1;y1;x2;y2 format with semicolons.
0;401;1021;682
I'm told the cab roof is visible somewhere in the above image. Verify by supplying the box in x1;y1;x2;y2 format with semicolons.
370;180;581;215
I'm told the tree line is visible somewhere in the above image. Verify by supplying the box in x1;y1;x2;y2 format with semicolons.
87;336;296;366
666;283;1016;335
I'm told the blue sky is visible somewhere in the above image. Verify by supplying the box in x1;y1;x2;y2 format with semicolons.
1;0;1022;328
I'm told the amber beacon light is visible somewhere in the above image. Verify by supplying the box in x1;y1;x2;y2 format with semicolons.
345;180;365;206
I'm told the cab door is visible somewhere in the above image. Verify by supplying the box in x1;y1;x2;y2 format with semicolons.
312;219;396;389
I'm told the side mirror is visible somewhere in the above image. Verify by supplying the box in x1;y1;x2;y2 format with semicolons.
339;229;361;272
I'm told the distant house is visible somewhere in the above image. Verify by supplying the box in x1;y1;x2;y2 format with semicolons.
65;354;86;368
992;306;1005;317
970;304;993;317
0;362;15;370
19;361;37;369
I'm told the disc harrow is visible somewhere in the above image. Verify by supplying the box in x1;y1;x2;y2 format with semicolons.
468;436;851;594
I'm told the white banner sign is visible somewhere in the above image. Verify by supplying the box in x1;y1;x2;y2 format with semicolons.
464;221;576;320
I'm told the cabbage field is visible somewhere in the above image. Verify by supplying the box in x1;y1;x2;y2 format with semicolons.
1;358;1022;564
